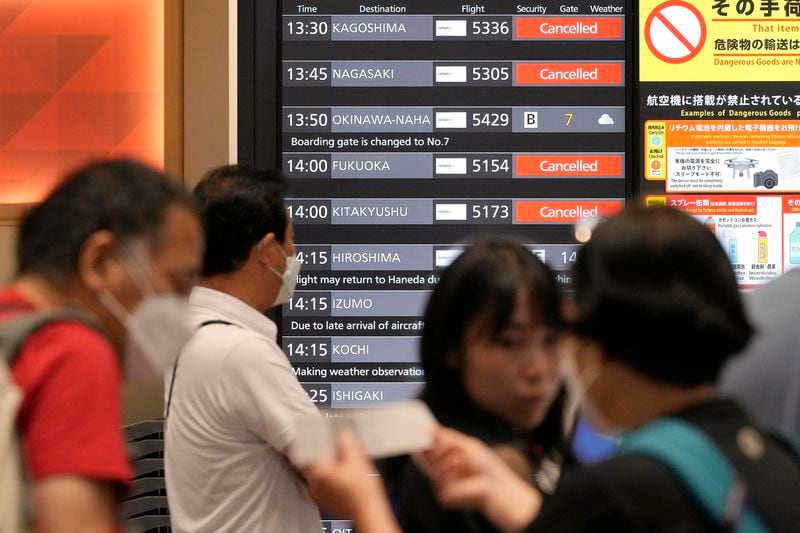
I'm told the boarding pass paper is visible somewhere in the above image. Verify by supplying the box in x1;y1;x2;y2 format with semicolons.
289;400;437;467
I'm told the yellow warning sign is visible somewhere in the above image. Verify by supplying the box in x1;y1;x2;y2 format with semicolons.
640;0;800;82
645;121;667;181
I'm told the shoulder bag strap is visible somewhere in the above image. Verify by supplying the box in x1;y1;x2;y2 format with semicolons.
620;418;769;533
164;320;239;419
0;308;99;364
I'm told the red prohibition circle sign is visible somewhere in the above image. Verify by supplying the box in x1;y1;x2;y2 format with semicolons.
645;0;707;64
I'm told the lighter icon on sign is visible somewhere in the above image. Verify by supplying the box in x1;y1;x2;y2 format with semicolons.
598;113;615;125
523;111;539;129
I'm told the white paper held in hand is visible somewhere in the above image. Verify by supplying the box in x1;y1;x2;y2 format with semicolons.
289;400;437;467
289;413;337;468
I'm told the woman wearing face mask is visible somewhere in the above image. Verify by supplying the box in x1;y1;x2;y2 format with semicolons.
306;207;800;533
379;236;572;533
423;206;800;532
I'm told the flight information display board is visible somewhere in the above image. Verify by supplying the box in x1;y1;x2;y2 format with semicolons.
233;1;631;528
270;0;630;416
638;0;800;287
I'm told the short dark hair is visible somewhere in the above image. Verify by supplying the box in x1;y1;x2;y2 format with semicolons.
572;206;753;386
17;159;196;278
421;236;563;416
192;165;288;276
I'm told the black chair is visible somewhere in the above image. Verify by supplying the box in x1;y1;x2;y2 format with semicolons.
123;420;170;533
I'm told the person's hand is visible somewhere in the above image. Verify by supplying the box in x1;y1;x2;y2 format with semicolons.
304;429;380;517
304;430;401;533
418;427;542;533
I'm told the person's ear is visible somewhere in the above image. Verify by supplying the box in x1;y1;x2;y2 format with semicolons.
77;230;118;291
255;233;277;268
575;338;605;374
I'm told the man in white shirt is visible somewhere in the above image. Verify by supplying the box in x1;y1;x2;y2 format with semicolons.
164;165;321;532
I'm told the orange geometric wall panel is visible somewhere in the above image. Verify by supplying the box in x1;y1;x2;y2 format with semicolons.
0;0;164;203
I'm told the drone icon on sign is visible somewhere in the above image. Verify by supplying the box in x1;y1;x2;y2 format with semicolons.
725;158;758;179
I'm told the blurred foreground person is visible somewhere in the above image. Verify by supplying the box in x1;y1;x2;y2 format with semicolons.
1;160;201;532
382;237;571;532
427;206;800;532
164;166;321;532
307;207;800;532
720;269;800;434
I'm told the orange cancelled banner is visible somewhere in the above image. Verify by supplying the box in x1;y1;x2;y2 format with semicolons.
515;17;623;39
515;154;623;178
515;200;624;223
516;62;623;85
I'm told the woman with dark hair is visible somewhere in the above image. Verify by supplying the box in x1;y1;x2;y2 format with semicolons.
303;207;800;533
420;206;800;532
381;236;572;532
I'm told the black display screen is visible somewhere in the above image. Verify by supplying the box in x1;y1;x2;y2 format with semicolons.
240;0;630;408
238;1;631;529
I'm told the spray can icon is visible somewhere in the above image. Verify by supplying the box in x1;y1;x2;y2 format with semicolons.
704;216;716;234
758;231;768;263
724;230;738;263
790;223;800;264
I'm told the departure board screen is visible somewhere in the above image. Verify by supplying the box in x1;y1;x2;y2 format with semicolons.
233;1;631;528
263;0;632;416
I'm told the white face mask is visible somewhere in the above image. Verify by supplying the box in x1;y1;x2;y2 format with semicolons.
269;241;301;307
562;346;621;437
97;253;194;382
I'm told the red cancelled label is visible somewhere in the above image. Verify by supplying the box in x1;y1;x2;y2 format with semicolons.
516;62;623;85
515;17;623;39
516;155;623;177
516;200;624;223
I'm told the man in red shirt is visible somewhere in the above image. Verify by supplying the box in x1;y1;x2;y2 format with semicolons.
1;160;202;533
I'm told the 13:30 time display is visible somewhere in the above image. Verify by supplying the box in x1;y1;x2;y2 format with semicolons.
286;20;329;36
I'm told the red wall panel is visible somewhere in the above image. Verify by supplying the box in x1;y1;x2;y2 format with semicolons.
0;0;164;203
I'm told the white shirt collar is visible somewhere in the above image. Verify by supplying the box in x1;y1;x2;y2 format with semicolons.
188;286;277;341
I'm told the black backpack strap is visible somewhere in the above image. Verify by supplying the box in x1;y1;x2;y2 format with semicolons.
719;428;800;533
769;429;800;458
0;306;99;524
196;320;238;328
622;418;800;533
621;418;769;532
164;320;239;419
0;308;99;365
